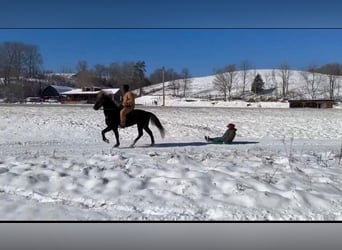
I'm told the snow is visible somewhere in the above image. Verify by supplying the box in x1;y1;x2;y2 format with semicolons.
1;69;342;220
1;103;342;220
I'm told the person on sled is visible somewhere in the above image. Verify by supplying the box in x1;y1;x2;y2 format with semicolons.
120;84;135;128
205;123;237;144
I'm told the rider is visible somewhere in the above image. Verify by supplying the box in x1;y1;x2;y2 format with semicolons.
120;84;135;127
205;123;237;144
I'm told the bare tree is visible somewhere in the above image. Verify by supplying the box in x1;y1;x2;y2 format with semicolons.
149;67;181;84
180;68;192;97
301;65;322;99
24;45;43;78
213;69;229;101
107;62;121;86
319;63;342;99
10;42;25;80
226;64;237;100
169;79;181;97
278;63;292;98
133;61;147;95
264;72;272;88
59;65;74;74
167;70;181;96
149;68;164;84
76;60;88;73
240;60;252;95
107;61;135;87
337;76;342;98
271;69;279;97
75;60;97;88
93;64;108;79
213;64;237;101
75;71;96;88
0;42;43;84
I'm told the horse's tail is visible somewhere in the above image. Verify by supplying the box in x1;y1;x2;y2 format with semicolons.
149;113;165;138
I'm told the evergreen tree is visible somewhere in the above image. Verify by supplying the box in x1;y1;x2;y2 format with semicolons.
251;74;264;94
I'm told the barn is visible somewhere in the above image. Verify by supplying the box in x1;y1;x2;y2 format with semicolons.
288;99;335;108
61;87;122;104
41;85;74;102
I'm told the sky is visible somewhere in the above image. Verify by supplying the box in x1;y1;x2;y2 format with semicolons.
1;0;342;77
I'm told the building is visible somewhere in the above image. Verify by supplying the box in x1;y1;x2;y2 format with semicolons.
41;85;122;104
41;85;74;102
61;87;122;104
288;99;335;108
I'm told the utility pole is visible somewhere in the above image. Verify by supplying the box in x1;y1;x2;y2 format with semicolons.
162;66;165;106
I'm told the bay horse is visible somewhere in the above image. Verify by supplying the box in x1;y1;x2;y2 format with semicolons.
93;90;165;147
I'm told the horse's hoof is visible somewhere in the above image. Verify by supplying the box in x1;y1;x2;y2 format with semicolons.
129;144;135;148
113;144;119;148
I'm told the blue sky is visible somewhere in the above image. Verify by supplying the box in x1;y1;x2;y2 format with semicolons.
1;1;342;77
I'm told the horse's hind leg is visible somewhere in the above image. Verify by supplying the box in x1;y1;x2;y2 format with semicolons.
144;126;155;146
130;126;144;147
112;128;120;147
101;127;112;143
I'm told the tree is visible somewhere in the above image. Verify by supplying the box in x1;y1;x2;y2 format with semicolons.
318;63;342;99
167;70;181;96
278;63;292;97
59;65;74;74
213;69;229;101
149;67;181;85
240;60;252;95
251;74;264;94
271;69;279;97
263;72;272;88
133;61;146;84
76;60;88;73
75;60;96;88
24;45;43;78
0;41;43;84
301;65;322;99
337;77;342;98
75;71;96;88
170;80;181;97
134;61;147;95
93;64;108;79
180;68;192;97
213;65;237;101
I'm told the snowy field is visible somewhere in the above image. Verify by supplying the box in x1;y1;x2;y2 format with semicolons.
1;104;342;220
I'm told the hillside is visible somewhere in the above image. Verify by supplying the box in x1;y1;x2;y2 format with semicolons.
140;69;342;101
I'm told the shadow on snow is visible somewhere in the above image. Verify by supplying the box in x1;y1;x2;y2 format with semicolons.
153;141;259;148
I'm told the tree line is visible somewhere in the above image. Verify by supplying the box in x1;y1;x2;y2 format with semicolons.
0;41;193;101
1;41;342;102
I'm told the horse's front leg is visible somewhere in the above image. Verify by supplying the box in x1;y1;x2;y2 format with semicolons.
112;127;120;147
101;126;112;143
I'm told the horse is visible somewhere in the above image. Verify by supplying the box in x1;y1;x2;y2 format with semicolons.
93;90;165;147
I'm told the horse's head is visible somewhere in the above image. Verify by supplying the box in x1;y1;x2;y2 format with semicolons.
93;90;108;110
93;90;119;111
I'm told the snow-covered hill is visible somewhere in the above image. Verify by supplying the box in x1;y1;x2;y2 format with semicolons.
140;69;342;101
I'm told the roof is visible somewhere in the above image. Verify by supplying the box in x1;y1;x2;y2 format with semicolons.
288;99;334;102
50;85;74;94
62;88;120;95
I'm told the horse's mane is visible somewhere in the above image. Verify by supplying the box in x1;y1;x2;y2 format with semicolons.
97;90;110;99
96;90;120;109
